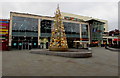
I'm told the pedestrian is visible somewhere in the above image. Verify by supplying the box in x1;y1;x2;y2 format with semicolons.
105;42;107;49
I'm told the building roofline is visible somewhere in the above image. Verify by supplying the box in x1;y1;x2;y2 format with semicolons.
10;12;55;19
10;11;107;24
85;19;105;24
61;12;107;23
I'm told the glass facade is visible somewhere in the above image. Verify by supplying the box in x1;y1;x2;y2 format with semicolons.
63;22;80;38
63;22;80;48
92;21;104;41
40;20;53;37
12;16;38;49
12;16;38;37
40;20;53;49
81;24;89;41
10;15;93;49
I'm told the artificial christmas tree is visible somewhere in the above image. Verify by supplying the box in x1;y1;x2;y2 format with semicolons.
49;5;68;51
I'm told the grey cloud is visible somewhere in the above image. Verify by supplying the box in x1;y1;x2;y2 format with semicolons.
1;2;118;31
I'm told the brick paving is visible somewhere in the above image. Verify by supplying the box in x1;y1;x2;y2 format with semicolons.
2;47;118;76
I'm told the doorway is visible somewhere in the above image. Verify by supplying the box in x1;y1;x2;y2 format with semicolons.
22;41;29;49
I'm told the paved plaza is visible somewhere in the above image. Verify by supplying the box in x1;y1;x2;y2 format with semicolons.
2;47;118;76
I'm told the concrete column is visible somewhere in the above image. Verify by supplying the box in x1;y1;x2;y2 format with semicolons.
107;38;109;44
9;13;13;47
38;19;41;47
80;24;82;44
88;24;90;44
102;39;103;44
115;37;118;44
112;38;113;44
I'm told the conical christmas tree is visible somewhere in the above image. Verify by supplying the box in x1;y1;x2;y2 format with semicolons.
49;5;68;51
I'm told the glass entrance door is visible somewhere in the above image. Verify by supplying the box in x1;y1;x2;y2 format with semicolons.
22;41;29;50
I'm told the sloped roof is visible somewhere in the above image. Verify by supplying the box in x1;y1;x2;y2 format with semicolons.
61;12;107;23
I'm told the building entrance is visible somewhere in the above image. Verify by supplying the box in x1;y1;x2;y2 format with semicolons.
22;41;29;50
12;37;38;50
40;38;49;49
12;40;31;50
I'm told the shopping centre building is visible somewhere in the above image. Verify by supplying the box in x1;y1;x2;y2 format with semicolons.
8;11;108;50
0;19;9;50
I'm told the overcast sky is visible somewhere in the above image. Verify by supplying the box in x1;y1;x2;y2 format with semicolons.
0;1;119;31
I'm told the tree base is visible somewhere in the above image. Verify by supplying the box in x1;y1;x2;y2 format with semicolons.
49;47;68;51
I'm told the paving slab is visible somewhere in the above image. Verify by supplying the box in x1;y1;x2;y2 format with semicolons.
2;47;118;76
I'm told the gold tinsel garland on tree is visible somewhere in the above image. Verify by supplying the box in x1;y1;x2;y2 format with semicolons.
49;5;68;51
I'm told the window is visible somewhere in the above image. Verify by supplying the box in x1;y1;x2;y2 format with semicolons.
40;20;53;37
12;16;38;37
81;24;88;39
91;21;104;41
41;20;53;33
63;22;80;38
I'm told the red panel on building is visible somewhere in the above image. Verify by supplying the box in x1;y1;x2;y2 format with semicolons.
0;19;9;51
113;39;120;41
